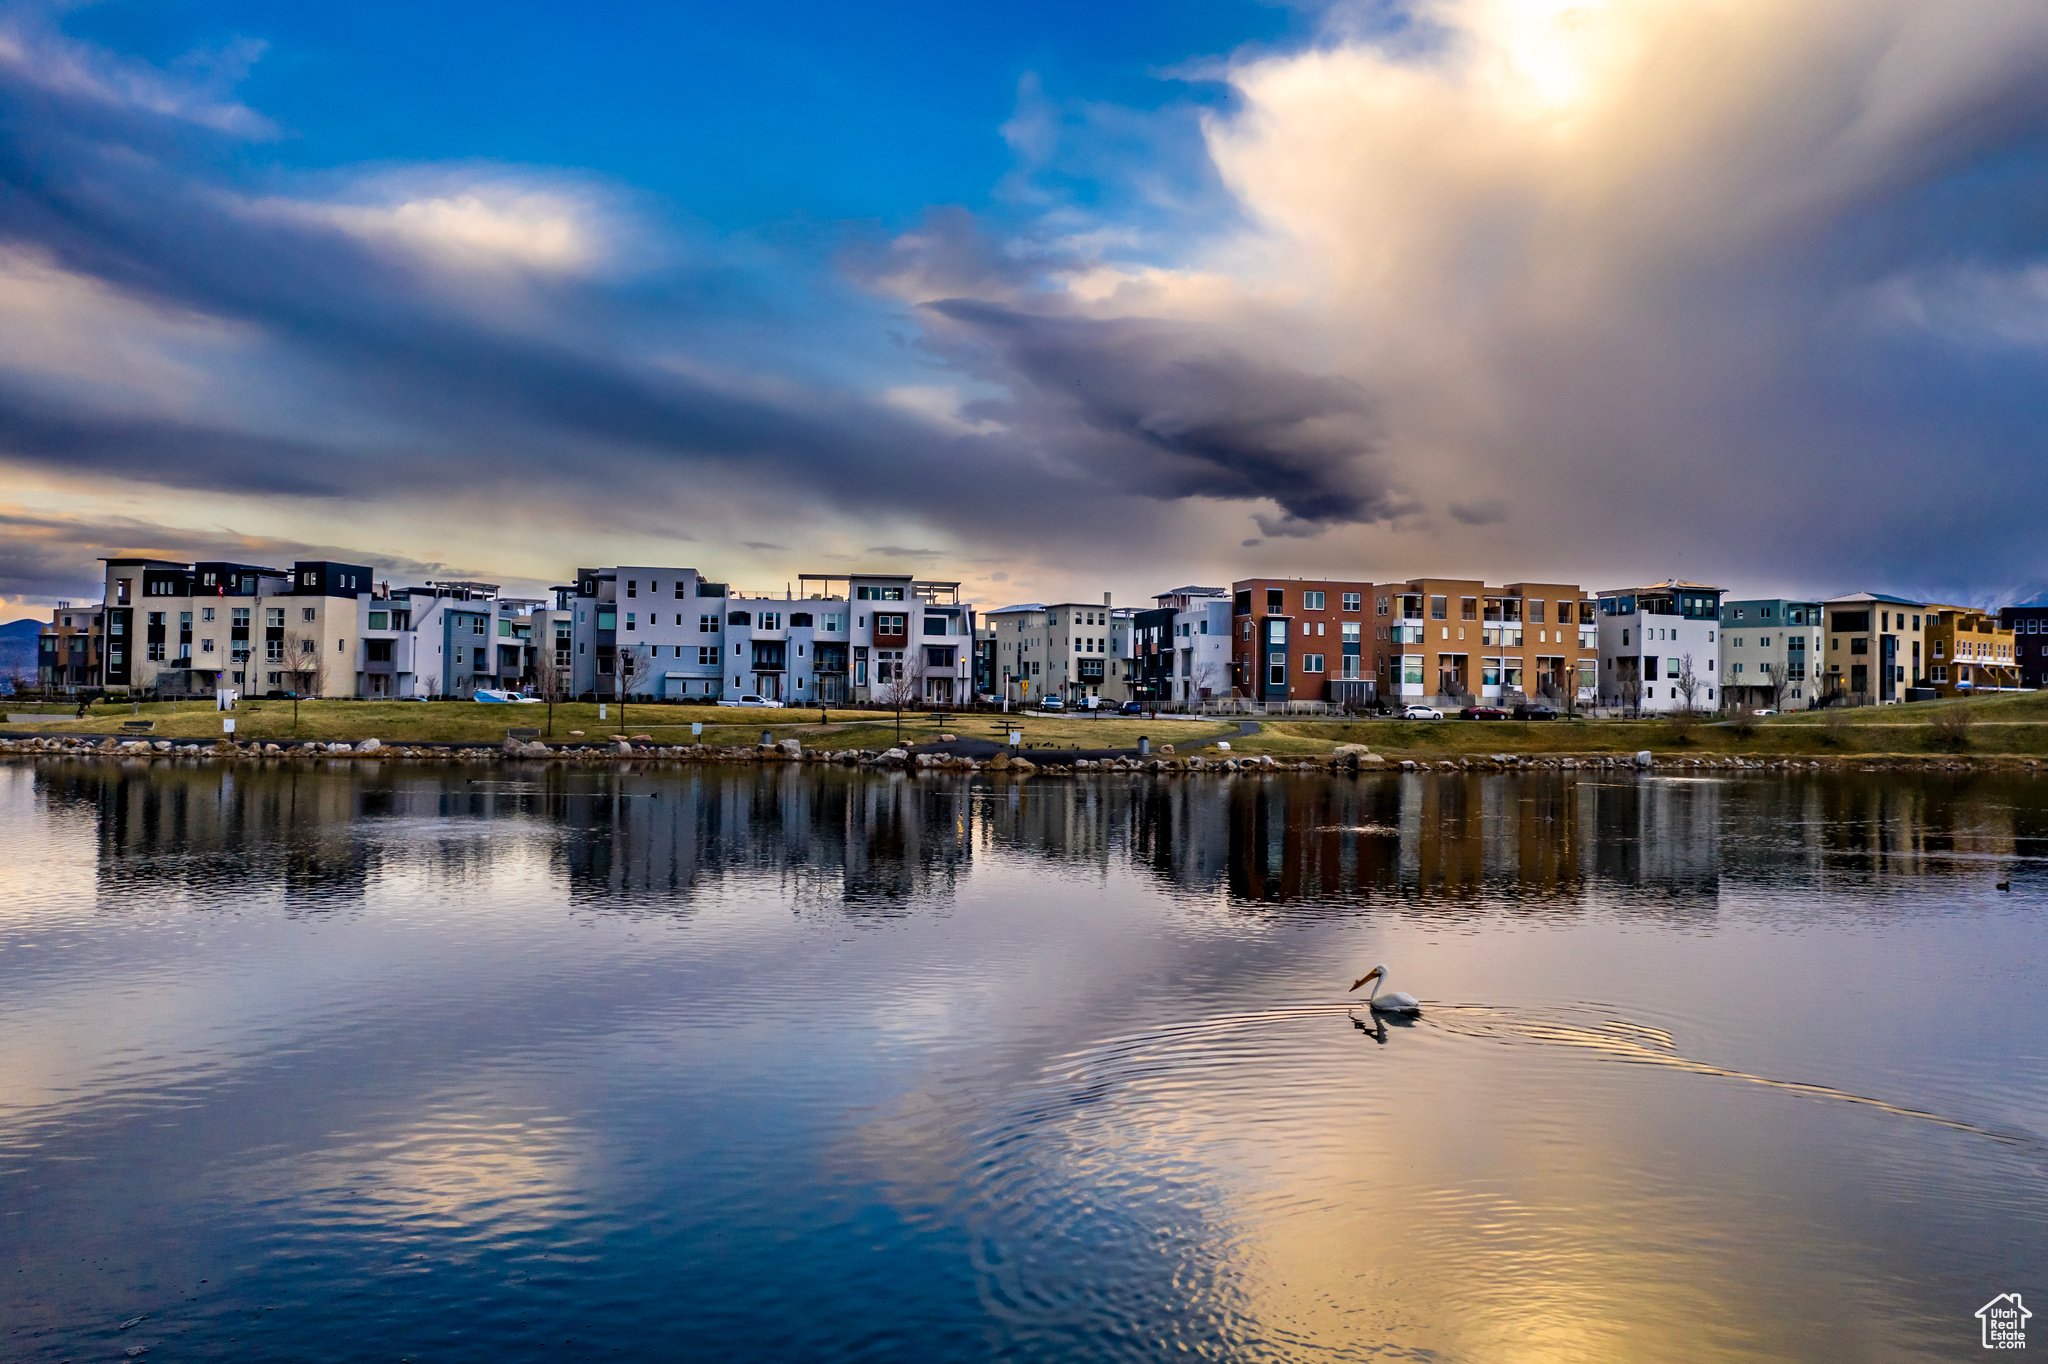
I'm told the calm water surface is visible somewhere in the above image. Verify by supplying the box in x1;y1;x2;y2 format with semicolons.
3;759;2045;1361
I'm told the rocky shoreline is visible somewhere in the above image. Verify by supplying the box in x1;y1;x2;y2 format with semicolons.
0;733;2035;775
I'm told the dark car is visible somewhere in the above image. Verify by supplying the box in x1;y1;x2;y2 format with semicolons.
1459;705;1510;720
1121;700;1144;715
1512;703;1559;721
262;689;299;700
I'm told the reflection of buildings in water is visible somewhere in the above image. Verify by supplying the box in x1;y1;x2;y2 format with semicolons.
44;760;381;908
1588;777;1722;920
557;767;973;917
1718;773;2018;894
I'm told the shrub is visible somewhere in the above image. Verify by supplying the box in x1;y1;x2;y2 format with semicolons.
1729;705;1758;737
1822;708;1851;746
1930;705;1973;750
1668;709;1699;744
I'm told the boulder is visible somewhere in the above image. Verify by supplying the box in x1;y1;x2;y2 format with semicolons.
520;741;551;758
263;743;283;755
1634;750;1654;768
1159;743;1175;756
1333;743;1373;758
879;747;910;766
613;739;633;755
152;740;172;751
502;737;526;757
1008;757;1037;773
778;738;802;757
568;729;586;737
356;737;382;753
989;752;1011;770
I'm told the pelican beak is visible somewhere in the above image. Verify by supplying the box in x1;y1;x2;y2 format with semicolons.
1348;968;1382;992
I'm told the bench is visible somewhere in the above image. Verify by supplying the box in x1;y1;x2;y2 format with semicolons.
508;727;540;739
121;720;155;733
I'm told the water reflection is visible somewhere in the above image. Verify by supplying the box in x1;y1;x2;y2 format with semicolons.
37;760;2047;918
6;760;2046;1363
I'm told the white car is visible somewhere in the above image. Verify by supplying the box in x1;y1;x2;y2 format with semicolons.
472;689;542;704
717;694;784;708
1401;704;1444;720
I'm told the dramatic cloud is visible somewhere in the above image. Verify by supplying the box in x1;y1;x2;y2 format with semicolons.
2;0;2048;606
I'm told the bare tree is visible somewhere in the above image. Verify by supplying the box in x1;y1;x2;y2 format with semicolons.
277;625;323;732
1930;704;1973;750
533;656;571;737
1189;656;1224;712
874;646;924;745
1675;652;1703;715
1618;668;1642;719
614;645;646;733
1766;658;1795;714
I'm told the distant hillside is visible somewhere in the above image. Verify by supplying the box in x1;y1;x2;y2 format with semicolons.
1;618;41;679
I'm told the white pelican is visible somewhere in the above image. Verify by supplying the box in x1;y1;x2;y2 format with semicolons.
1349;964;1420;1014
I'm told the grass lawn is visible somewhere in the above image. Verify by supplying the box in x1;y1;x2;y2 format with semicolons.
0;700;1240;751
8;693;2043;760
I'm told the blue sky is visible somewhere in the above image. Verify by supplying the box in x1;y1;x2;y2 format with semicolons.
4;0;2048;612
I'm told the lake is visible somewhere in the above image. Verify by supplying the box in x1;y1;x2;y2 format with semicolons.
4;758;2044;1361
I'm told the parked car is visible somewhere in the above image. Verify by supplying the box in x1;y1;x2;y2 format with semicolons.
1401;704;1444;720
717;694;784;708
262;689;298;700
1460;705;1511;720
473;688;542;704
1753;708;1778;716
1121;700;1144;715
1512;703;1558;721
1039;695;1065;711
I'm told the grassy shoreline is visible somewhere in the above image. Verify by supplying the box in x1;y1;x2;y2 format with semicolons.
7;691;2048;760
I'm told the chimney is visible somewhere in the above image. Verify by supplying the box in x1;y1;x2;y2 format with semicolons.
1103;592;1112;608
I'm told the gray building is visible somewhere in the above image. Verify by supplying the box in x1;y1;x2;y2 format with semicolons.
1719;599;1823;711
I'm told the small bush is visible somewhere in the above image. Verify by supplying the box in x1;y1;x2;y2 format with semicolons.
1668;709;1699;744
1729;705;1758;737
1930;705;1973;749
1822;708;1851;745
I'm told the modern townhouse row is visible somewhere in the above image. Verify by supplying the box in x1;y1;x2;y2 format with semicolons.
33;551;2045;711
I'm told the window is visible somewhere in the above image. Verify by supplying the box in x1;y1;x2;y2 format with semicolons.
699;646;718;665
1267;653;1287;686
1429;595;1446;620
1529;600;1545;624
266;638;284;662
626;613;636;631
1267;620;1286;643
300;607;315;623
676;581;687;598
369;611;389;630
1666;658;1680;678
1342;622;1360;643
202;607;215;622
1377;597;1390;615
626;580;637;597
266;607;284;628
1302;654;1326;673
201;639;214;653
1342;592;1362;612
1305;590;1326;611
924;615;949;636
824;613;843;631
147;641;166;661
300;638;317;655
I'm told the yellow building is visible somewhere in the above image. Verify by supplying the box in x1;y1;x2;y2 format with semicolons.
1924;605;2019;697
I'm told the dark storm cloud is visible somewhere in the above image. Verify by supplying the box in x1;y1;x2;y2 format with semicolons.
0;506;464;602
920;298;1399;528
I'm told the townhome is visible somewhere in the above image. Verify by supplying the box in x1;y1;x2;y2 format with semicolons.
1719;599;1823;711
101;556;372;699
987;597;1120;706
1230;577;1375;709
1138;586;1232;709
1359;577;1595;710
1596;581;1723;713
566;566;730;701
1996;601;2048;688
1821;593;1929;705
36;602;102;692
1924;605;2018;697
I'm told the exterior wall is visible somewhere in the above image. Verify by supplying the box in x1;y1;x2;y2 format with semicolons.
1595;582;1724;713
1997;603;2048;688
1821;595;1929;704
37;604;102;691
1358;578;1593;708
988;600;1118;704
102;557;372;698
1924;605;2018;695
1230;578;1374;706
1719;599;1824;710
